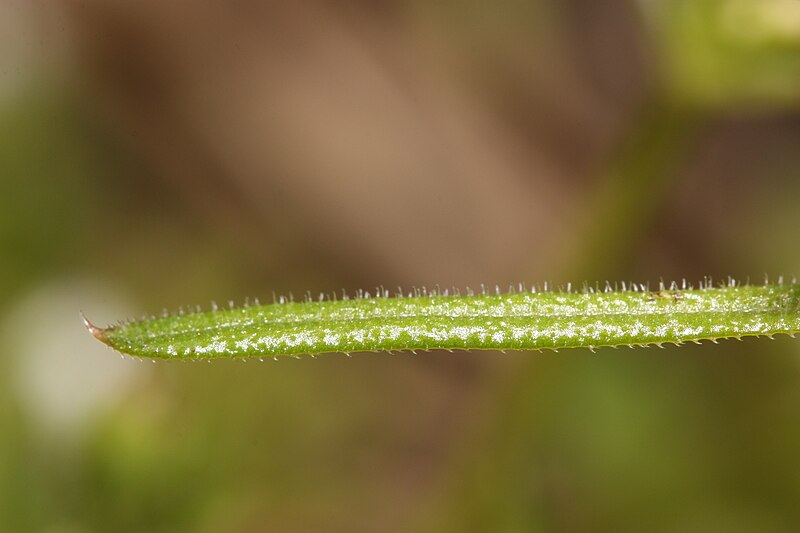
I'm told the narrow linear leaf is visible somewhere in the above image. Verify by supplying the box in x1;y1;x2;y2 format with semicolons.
85;282;800;360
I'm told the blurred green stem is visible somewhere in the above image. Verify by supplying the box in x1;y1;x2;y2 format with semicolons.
428;97;704;532
572;97;703;278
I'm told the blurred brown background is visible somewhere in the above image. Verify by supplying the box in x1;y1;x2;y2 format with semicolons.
2;1;800;531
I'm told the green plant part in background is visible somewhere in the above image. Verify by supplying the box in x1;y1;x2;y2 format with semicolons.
647;0;800;109
86;280;800;360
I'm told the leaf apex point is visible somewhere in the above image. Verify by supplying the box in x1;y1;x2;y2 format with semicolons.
80;311;109;344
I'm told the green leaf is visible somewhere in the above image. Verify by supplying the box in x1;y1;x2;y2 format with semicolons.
85;281;800;360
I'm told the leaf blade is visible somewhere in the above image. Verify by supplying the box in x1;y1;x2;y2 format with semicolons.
88;283;800;359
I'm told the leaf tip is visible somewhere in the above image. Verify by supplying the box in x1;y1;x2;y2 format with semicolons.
81;311;110;345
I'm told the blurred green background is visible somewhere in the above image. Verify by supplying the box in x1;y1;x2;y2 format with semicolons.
2;1;800;531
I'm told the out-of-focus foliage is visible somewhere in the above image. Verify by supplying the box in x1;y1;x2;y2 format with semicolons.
1;1;799;531
648;0;800;108
0;93;100;297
